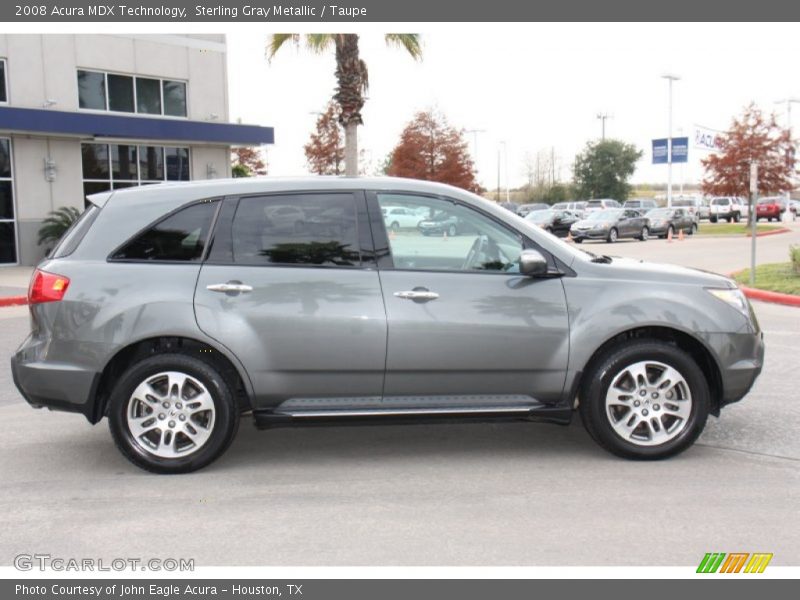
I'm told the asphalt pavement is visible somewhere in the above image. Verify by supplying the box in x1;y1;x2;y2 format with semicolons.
0;230;798;567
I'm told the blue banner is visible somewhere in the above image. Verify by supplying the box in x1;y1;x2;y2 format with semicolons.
652;138;668;164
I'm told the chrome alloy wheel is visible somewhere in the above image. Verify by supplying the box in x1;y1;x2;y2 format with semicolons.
604;360;692;446
126;371;216;458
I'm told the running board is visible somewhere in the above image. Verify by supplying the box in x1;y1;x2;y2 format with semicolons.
252;404;571;429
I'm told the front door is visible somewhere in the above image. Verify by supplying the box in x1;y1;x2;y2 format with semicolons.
371;192;570;405
194;192;387;408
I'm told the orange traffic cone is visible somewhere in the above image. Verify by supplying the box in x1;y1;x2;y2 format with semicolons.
389;229;396;241
566;231;573;243
667;228;673;243
678;228;685;241
443;231;448;241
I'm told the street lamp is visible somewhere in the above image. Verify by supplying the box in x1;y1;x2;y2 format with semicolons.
662;74;681;208
596;112;613;140
500;141;509;203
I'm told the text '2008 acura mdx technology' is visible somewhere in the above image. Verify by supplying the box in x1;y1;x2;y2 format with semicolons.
11;178;764;473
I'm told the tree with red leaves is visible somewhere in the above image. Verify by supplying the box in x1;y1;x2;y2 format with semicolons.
702;104;795;198
305;102;345;175
386;110;481;193
231;146;267;177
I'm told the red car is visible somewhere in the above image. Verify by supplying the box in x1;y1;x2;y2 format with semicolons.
756;198;783;221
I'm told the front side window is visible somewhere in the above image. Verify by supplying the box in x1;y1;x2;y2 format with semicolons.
377;193;524;273
231;194;359;267
111;200;217;261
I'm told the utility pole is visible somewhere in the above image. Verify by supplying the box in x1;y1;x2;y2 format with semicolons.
496;148;501;202
596;113;613;140
775;98;799;213
662;74;680;208
500;141;509;203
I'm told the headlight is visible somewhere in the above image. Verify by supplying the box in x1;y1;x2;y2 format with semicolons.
707;287;750;317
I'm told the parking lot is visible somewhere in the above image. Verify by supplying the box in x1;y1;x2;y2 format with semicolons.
0;228;798;567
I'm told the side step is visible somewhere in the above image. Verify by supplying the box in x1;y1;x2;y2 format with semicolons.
252;400;571;429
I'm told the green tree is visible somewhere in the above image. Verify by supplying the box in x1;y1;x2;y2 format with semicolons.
267;34;422;177
38;206;81;248
573;139;642;200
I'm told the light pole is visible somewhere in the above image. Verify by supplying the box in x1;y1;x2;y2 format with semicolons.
500;141;510;203
662;74;680;208
596;112;612;140
775;98;800;212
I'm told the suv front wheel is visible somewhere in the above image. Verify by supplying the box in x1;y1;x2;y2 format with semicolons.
108;354;239;474
579;340;710;460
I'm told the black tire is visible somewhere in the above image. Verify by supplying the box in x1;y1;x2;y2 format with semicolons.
545;226;553;234
448;224;457;237
733;212;741;223
108;353;239;474
606;227;618;243
574;238;583;243
691;222;698;234
390;221;400;231
579;340;710;460
710;216;718;223
639;226;649;241
667;225;674;238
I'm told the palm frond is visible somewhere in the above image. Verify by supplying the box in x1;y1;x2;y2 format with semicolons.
305;34;337;53
384;34;422;60
265;34;300;61
37;206;81;247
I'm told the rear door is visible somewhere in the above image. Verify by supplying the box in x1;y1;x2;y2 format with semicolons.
194;191;387;408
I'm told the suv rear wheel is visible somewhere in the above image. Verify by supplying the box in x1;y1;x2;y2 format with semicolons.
108;354;239;474
579;340;710;460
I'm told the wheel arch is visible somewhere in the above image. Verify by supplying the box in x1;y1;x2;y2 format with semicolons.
90;336;254;423
576;326;724;416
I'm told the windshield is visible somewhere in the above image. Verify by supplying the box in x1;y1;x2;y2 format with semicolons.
647;208;673;218
711;198;729;205
552;202;568;210
586;209;622;221
672;200;692;207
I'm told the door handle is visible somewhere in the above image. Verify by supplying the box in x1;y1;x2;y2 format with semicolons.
206;282;253;293
394;290;439;301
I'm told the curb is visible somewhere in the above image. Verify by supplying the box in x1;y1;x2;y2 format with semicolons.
745;227;790;238
739;285;800;307
0;295;27;307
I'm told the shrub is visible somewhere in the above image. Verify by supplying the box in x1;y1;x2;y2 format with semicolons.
791;245;800;276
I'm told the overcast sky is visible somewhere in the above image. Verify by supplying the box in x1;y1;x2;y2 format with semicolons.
227;23;800;190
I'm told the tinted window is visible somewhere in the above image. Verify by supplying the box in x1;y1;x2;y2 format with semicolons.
112;200;218;261
378;193;524;273
163;80;187;117
107;74;134;112
165;147;190;180
111;144;137;180
139;146;164;180
77;70;106;110
136;77;161;114
81;143;109;179
231;194;359;267
0;60;6;103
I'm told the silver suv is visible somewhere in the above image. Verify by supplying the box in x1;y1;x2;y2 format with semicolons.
12;178;764;473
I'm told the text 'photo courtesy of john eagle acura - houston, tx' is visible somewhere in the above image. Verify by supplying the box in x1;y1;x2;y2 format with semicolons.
11;177;764;473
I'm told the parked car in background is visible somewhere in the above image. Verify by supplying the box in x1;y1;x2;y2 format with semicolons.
570;208;649;243
417;210;474;236
382;206;423;230
499;201;521;214
709;197;747;223
552;201;588;218
788;199;800;218
584;199;622;214
671;197;707;222
645;207;697;238
11;177;764;472
756;196;785;222
525;209;580;237
623;199;657;211
517;203;549;217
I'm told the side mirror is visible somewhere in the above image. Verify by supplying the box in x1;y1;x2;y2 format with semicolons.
519;249;549;277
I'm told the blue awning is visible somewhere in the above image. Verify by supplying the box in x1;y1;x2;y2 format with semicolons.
0;106;273;145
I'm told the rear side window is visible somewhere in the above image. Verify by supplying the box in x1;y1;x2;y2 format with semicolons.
111;200;217;261
231;194;359;266
51;205;100;258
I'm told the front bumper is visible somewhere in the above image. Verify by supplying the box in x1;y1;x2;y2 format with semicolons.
570;228;608;240
11;335;101;423
712;330;765;407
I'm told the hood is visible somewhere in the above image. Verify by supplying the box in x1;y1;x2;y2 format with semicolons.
592;256;735;288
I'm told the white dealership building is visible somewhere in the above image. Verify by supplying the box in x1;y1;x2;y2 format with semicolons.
0;34;273;265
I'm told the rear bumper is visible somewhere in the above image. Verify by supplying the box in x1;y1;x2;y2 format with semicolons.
11;336;101;423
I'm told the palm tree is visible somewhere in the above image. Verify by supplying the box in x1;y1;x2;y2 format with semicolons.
37;206;81;248
267;34;422;177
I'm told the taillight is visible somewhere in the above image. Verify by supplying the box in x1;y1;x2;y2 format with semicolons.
28;269;70;304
